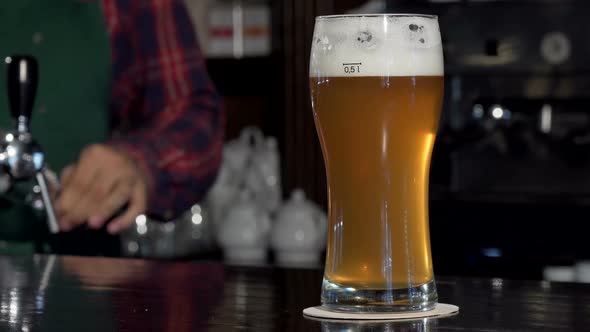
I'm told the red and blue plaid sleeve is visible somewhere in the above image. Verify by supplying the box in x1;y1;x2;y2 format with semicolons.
102;0;224;219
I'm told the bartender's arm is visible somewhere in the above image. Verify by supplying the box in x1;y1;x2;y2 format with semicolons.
55;0;223;234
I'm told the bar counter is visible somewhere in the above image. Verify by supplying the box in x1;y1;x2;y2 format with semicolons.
0;255;589;331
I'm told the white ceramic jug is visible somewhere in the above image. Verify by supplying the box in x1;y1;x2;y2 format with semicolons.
216;189;271;265
271;189;327;267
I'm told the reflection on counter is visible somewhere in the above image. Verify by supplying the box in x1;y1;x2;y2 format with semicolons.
0;255;226;331
317;318;436;332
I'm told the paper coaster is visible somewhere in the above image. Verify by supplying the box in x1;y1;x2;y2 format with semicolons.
303;303;459;321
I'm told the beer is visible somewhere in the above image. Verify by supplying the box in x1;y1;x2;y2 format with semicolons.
311;75;442;288
310;14;444;311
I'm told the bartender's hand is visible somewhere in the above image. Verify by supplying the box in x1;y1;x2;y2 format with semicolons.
56;144;148;234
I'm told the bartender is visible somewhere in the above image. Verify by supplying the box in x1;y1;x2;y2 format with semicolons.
0;0;223;255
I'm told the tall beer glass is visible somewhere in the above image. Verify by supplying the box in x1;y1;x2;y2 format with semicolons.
310;14;444;312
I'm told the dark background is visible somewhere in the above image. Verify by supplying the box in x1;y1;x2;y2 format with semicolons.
206;0;590;280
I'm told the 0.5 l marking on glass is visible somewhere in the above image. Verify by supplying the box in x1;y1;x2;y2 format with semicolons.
342;62;362;74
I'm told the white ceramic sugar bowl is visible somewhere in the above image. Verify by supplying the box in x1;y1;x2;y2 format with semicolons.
271;189;327;267
216;190;271;265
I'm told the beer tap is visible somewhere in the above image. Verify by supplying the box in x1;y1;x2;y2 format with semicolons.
0;55;59;234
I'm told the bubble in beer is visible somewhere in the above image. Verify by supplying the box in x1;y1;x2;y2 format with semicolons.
405;22;430;47
315;35;333;54
357;31;372;43
355;30;378;50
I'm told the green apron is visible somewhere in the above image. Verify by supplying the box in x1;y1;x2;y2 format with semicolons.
0;0;110;253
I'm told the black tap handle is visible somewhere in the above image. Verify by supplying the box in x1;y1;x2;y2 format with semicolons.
6;55;38;129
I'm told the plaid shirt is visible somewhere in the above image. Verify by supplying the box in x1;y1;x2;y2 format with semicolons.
101;0;223;219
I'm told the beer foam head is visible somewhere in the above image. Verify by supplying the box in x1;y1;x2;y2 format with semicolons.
310;15;444;77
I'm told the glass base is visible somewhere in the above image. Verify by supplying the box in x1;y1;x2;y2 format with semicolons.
321;278;438;313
